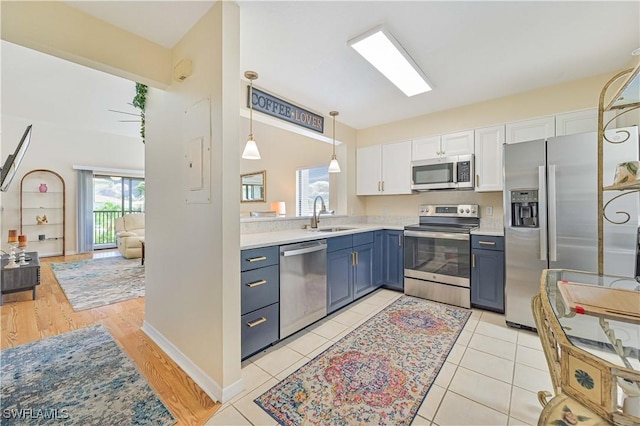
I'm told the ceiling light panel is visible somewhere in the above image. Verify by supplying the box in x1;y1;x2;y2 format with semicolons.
349;26;432;97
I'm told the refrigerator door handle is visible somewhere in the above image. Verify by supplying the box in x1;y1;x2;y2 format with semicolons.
538;166;548;261
548;165;557;262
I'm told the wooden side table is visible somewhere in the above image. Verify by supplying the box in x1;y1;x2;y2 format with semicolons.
1;251;41;305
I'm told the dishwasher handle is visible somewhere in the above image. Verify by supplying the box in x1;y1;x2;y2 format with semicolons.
281;243;327;257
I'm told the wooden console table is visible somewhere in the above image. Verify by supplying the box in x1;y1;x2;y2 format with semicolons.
535;269;640;425
1;252;41;305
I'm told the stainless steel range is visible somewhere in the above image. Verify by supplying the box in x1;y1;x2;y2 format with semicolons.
404;204;479;308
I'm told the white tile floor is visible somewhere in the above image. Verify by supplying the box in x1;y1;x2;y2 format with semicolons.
206;289;549;425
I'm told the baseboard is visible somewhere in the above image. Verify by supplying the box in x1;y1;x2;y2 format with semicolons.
141;320;244;403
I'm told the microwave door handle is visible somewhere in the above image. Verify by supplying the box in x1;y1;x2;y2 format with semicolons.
452;162;458;183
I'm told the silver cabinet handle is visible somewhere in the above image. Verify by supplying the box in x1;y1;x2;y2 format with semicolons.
247;317;267;328
246;279;267;288
472;253;476;268
398;235;403;247
247;256;267;262
356;251;359;265
478;241;496;246
381;181;385;192
476;174;480;188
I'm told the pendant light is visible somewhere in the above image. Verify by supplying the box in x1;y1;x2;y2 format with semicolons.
242;71;261;160
328;111;341;173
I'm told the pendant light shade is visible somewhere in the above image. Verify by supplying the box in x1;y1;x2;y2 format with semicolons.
328;111;341;173
242;71;261;160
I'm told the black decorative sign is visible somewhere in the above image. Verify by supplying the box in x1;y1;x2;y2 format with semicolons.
248;87;324;133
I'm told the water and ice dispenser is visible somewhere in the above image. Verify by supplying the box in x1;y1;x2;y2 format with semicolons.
511;190;539;228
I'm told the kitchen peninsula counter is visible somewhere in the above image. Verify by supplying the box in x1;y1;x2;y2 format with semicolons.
241;223;404;250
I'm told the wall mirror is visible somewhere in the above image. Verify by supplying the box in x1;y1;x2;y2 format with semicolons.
241;170;266;202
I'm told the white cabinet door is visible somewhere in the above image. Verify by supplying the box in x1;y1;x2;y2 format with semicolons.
412;136;441;160
381;141;412;195
474;125;505;192
555;109;597;136
441;130;474;156
356;145;382;195
505;116;555;144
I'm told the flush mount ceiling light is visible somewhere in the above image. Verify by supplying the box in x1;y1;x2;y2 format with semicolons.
328;111;341;173
242;71;261;160
348;25;432;97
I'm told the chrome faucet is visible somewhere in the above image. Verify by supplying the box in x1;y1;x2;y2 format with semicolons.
310;196;327;228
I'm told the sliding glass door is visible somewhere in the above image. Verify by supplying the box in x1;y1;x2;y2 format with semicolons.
93;175;145;249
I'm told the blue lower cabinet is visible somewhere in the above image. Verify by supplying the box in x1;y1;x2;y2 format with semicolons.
353;243;375;298
383;230;404;291
327;232;377;313
241;302;279;359
327;247;355;313
471;235;505;313
373;230;384;287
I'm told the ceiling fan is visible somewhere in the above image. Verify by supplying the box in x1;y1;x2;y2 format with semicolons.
108;103;141;122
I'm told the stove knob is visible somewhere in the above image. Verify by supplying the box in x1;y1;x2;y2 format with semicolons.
425;207;430;213
459;209;464;214
471;208;477;214
465;209;470;213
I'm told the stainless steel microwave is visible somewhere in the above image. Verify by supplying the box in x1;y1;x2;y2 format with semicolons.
411;154;474;191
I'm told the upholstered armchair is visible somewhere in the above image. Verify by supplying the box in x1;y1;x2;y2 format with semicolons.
115;213;145;259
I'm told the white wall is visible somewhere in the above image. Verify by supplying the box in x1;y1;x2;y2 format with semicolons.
0;116;144;254
143;1;242;401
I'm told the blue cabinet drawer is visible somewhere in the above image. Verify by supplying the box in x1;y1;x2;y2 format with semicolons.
471;235;504;251
352;231;374;246
241;265;279;315
327;235;353;252
241;246;279;271
241;303;279;359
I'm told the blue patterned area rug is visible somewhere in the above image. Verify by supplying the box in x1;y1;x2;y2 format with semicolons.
0;324;175;425
50;257;144;311
255;295;471;425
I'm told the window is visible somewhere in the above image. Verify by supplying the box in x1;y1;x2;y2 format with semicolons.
296;165;330;216
93;175;145;247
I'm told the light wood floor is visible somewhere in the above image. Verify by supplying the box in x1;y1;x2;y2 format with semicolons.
0;251;220;426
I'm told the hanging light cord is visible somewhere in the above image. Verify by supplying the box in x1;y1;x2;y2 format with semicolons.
249;79;254;139
332;114;336;155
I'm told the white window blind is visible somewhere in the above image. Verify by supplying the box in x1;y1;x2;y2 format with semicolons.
296;165;330;216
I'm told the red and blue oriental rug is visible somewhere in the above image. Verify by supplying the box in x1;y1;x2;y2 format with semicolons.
254;295;471;425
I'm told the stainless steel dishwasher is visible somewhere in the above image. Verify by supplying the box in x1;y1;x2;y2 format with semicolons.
279;239;327;338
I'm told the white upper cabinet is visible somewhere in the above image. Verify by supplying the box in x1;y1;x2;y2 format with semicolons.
474;125;505;192
412;131;474;160
381;141;412;194
505;116;555;144
440;130;475;156
356;145;383;196
412;136;442;160
555;109;597;136
357;141;412;195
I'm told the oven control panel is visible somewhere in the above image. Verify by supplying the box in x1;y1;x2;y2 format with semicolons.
419;204;479;218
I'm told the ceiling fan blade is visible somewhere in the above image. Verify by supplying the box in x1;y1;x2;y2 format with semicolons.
108;109;140;116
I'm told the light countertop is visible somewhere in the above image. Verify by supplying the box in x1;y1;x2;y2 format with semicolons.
241;223;404;250
470;227;504;237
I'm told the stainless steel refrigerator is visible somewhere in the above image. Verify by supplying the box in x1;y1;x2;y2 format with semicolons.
503;127;639;329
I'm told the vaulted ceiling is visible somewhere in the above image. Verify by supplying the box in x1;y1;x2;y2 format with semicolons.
5;1;639;136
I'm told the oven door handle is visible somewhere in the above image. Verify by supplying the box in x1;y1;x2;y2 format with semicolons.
403;230;469;241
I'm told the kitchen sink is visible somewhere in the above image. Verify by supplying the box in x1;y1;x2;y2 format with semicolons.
311;227;355;232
